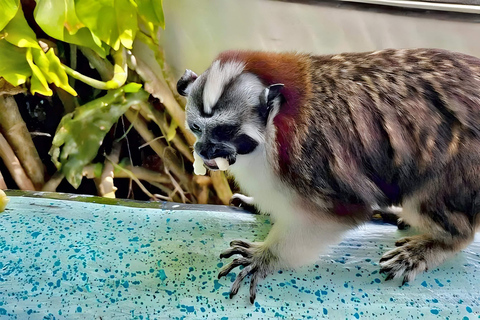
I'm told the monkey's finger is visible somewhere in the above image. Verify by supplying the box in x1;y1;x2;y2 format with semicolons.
229;240;252;248
229;265;252;299
220;246;253;259
249;267;260;304
379;250;400;263
395;237;412;247
218;257;250;279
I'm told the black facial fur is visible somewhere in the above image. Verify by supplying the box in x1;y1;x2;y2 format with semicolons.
233;134;259;155
211;124;240;141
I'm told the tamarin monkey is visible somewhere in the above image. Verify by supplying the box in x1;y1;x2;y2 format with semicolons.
177;48;480;303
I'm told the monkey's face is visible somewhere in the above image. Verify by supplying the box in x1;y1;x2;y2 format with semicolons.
177;61;283;170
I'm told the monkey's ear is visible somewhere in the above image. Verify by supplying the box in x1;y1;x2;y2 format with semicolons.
259;83;284;121
177;69;198;96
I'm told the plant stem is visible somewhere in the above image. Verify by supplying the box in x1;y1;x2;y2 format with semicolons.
62;47;127;90
83;164;171;184
0;95;44;189
131;38;196;146
79;47;114;81
0;170;7;189
136;102;194;162
105;155;158;200
42;172;65;192
69;44;77;89
210;171;233;205
95;141;121;198
0;132;35;190
124;109;191;189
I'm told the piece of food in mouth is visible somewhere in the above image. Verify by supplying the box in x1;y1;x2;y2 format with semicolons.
214;157;230;171
193;151;207;175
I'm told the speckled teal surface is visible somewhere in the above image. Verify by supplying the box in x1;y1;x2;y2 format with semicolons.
0;195;479;319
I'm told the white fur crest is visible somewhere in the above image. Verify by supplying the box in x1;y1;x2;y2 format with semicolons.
203;60;245;114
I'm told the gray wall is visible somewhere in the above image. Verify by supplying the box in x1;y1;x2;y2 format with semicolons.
160;0;480;77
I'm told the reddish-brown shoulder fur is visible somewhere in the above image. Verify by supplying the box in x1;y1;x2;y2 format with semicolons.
216;50;313;170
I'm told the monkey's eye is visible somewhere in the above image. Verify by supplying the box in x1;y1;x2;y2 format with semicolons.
190;123;201;134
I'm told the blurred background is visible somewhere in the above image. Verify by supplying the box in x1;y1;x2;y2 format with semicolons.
162;0;480;78
1;0;479;206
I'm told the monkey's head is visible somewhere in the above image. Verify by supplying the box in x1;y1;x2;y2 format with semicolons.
177;60;283;170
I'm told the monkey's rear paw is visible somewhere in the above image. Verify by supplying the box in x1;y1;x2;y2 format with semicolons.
218;240;277;303
379;236;429;285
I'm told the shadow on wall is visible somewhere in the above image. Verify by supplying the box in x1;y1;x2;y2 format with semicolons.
161;0;480;77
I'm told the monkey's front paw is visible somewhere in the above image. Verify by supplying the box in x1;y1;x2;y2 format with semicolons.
218;240;277;303
379;236;429;285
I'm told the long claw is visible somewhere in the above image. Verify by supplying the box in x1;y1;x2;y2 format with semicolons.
380;266;392;274
379;251;397;263
385;273;395;281
218;257;249;279
229;265;252;298
230;240;251;248
249;267;259;304
220;246;253;259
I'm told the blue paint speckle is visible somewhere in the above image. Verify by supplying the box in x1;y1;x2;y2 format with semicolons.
157;269;167;281
430;309;439;315
31;231;41;238
213;280;222;290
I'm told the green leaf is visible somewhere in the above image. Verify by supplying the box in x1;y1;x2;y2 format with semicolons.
64;28;107;58
33;0;84;38
26;47;52;95
3;4;40;49
33;1;106;57
0;40;31;86
50;87;149;188
115;0;138;49
35;49;77;96
76;0;137;50
135;0;164;29
1;5;77;95
0;0;19;31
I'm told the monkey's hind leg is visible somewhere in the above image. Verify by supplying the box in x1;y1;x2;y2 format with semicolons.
379;196;477;285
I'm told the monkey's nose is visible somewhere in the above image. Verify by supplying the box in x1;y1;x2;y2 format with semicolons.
197;142;230;160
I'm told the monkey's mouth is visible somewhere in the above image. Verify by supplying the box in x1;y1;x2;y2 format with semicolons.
203;159;220;170
203;157;236;171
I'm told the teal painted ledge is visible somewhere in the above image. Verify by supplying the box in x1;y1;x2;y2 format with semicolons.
0;192;479;319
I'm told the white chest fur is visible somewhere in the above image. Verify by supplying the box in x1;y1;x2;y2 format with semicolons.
228;145;350;267
228;145;297;223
